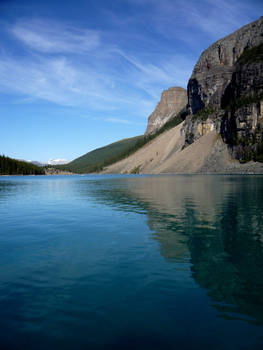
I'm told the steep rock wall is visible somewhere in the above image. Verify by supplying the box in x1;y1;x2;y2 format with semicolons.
145;87;187;135
184;16;263;162
220;56;263;161
188;16;263;114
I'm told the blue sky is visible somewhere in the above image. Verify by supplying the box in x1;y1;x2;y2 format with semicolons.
1;0;262;163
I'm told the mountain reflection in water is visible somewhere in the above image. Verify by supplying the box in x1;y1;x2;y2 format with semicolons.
1;174;263;350
86;175;263;326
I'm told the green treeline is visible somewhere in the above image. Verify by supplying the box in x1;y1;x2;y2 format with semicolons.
0;155;45;175
56;136;145;173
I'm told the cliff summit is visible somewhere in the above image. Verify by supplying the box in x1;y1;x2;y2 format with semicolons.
145;87;187;135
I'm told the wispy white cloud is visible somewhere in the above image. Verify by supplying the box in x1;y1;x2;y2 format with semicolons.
106;117;133;125
125;0;261;43
90;115;146;126
0;53;133;109
11;19;100;54
116;49;193;98
180;0;256;39
0;17;193;119
104;117;145;125
2;3;260;124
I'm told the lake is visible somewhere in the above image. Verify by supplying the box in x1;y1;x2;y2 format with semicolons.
0;174;263;350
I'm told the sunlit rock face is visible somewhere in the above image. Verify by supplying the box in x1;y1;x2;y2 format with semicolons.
145;87;187;136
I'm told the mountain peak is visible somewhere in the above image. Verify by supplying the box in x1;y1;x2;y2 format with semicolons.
145;86;187;136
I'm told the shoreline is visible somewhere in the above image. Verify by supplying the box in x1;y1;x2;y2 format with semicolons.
0;173;76;177
1;171;263;177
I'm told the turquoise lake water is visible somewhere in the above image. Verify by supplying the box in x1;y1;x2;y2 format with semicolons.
0;174;263;349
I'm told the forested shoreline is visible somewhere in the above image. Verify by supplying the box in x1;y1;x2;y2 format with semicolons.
0;155;44;175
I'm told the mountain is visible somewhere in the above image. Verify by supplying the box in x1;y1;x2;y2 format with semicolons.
26;160;46;167
102;122;263;174
57;135;144;173
29;161;44;167
184;16;263;162
103;17;263;174
145;87;187;135
47;158;69;165
0;155;45;175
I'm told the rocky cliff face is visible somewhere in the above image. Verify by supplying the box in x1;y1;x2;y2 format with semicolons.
145;87;187;135
184;16;263;162
220;53;263;161
188;17;263;114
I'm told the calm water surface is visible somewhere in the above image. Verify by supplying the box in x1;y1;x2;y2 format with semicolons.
0;174;263;350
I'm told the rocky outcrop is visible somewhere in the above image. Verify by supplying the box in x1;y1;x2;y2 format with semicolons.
220;53;263;161
145;87;187;135
184;16;263;162
188;17;263;114
182;110;223;146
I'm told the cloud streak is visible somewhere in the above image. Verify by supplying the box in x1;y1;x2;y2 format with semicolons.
0;52;138;109
11;19;100;54
1;2;262;123
0;17;193;119
126;0;262;44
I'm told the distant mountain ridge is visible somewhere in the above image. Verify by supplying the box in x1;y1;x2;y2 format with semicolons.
29;160;44;167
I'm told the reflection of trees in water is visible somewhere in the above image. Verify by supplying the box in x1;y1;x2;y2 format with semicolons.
80;176;263;325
